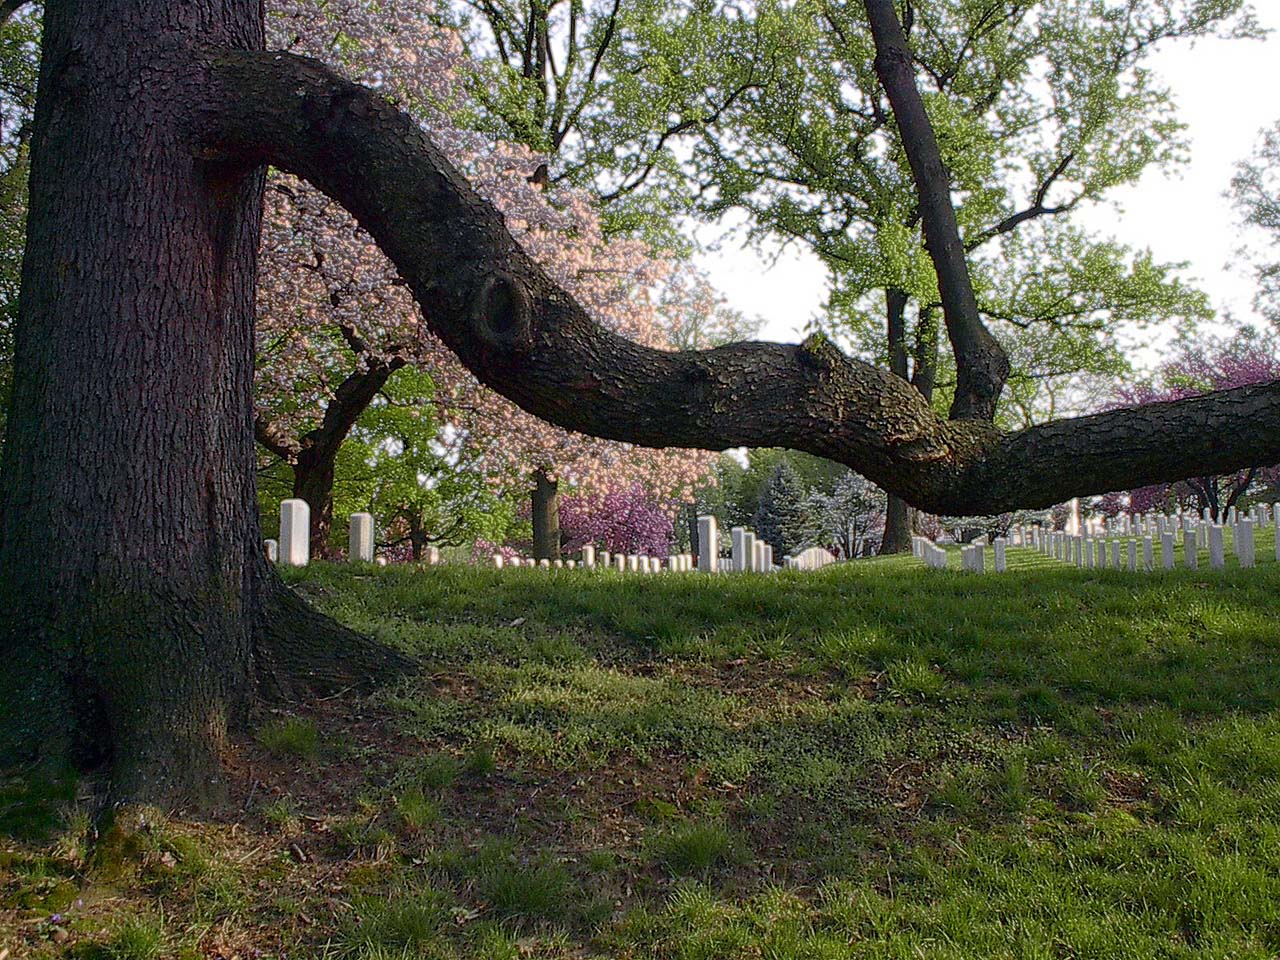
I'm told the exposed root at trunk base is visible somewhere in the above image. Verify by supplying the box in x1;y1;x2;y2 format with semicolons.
254;574;415;702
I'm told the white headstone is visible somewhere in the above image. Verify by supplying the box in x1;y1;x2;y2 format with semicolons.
1183;530;1197;569
994;537;1007;573
731;527;747;572
1208;525;1225;570
581;544;596;568
264;539;278;563
697;516;718;572
426;545;440;565
614;553;626;572
279;498;310;567
540;558;551;569
1142;537;1153;572
349;512;375;563
792;546;838;571
492;554;505;569
1237;518;1256;568
1161;531;1175;570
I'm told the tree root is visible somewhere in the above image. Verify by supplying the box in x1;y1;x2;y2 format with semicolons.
254;572;414;701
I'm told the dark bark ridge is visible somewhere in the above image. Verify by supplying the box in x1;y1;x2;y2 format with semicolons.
201;50;1280;517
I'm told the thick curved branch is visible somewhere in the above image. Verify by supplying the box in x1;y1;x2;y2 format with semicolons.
204;51;1280;515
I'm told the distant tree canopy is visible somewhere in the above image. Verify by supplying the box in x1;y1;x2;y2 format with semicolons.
1233;120;1280;329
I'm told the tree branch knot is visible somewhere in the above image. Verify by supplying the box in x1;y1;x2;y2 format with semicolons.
471;271;533;352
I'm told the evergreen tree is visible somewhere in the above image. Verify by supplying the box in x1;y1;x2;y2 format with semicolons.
752;460;810;557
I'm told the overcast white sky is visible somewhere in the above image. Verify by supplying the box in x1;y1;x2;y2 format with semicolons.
695;7;1280;371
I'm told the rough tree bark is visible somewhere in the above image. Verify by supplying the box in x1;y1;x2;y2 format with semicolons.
531;467;561;561
0;0;407;803
204;50;1280;516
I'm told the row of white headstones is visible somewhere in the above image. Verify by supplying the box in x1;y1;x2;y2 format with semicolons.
913;503;1279;573
264;500;839;574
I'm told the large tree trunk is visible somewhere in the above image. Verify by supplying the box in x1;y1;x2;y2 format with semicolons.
293;450;339;558
0;0;406;804
532;467;561;561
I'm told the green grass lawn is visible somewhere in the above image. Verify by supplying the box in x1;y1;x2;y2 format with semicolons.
6;543;1280;958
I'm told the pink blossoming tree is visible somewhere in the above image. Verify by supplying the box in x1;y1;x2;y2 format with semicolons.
1108;329;1280;516
253;0;717;556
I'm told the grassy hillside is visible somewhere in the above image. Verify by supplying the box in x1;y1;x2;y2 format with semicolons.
5;545;1280;958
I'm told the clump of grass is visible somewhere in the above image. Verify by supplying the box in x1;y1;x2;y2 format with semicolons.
463;741;497;777
340;888;453;956
104;913;166;960
885;659;947;701
257;716;321;760
414;752;460;790
477;856;574;925
395;787;440;832
261;796;300;834
334;811;396;859
650;821;737;877
584;849;617;874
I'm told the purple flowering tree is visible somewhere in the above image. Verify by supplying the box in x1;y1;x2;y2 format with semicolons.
1109;331;1280;516
558;484;675;557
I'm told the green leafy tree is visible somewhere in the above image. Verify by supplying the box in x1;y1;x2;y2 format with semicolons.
356;369;519;559
684;0;1246;549
436;0;760;247
0;2;38;446
1232;119;1280;327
